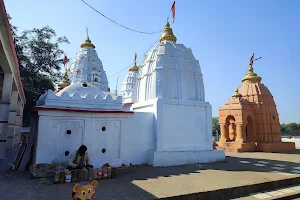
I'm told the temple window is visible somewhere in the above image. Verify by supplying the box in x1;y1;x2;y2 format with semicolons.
66;130;72;135
273;116;275;120
65;151;70;156
102;148;106;153
102;126;106;131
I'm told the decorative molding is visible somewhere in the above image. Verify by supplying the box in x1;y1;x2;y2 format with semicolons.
34;106;133;114
36;89;123;108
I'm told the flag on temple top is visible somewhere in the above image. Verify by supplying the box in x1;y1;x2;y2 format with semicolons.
134;52;137;62
63;55;68;66
171;1;176;23
250;53;254;65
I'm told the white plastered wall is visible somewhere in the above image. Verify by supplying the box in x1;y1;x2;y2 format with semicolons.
34;110;153;167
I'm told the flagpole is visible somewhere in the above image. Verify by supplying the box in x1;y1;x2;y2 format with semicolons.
167;8;172;21
115;76;119;96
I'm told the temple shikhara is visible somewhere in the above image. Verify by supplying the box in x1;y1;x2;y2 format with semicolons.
215;54;295;152
33;22;225;167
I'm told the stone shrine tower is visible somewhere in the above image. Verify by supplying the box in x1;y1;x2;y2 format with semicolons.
120;54;139;110
216;55;295;152
68;30;109;92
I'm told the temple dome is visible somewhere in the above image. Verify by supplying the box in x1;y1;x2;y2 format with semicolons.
56;82;105;98
136;22;205;102
237;63;275;106
68;36;109;92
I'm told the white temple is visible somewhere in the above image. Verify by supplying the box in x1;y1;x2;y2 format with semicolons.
120;57;139;110
32;22;225;167
68;35;109;92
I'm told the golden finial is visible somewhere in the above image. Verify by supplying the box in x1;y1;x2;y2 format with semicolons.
58;71;70;89
129;53;139;72
232;88;242;99
159;21;177;43
242;54;262;83
80;26;96;49
76;69;81;73
128;65;139;72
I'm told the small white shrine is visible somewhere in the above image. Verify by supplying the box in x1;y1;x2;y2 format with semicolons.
32;22;225;167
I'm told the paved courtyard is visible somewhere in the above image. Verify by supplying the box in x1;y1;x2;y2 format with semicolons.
0;149;300;200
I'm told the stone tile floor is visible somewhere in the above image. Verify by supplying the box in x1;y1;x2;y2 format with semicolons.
0;149;300;200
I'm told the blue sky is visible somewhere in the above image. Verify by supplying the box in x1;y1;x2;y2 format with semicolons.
6;0;300;123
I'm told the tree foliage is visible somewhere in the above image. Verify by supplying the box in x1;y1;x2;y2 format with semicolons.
281;123;300;136
212;117;220;135
18;26;69;82
8;15;69;126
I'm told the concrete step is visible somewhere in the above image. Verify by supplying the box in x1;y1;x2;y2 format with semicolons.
216;146;237;152
162;177;300;200
232;184;300;200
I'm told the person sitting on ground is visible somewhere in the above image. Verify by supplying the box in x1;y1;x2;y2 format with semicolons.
67;145;93;170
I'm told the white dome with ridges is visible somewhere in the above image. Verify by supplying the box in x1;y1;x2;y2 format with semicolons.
136;22;205;103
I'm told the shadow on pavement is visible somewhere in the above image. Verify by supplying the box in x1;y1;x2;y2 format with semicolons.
0;149;300;200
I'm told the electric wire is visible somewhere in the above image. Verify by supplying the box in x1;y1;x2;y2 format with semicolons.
108;39;159;78
80;0;162;34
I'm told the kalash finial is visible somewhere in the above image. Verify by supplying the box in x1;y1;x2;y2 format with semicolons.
58;71;70;90
159;20;177;43
80;26;96;49
232;88;242;99
242;53;262;83
129;52;139;72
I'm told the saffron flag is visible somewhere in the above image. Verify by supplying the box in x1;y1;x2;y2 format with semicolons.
134;52;137;61
250;53;254;65
63;55;68;66
171;1;176;23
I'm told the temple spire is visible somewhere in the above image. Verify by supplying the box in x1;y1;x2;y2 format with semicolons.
159;20;177;43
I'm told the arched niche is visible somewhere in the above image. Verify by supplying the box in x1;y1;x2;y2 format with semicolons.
225;115;236;142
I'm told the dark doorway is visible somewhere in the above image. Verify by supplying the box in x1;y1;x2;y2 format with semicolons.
246;115;254;142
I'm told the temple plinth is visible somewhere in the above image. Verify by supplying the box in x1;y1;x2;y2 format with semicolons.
215;58;295;153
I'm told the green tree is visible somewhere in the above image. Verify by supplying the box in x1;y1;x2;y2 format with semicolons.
8;15;69;126
280;123;300;136
212;117;220;135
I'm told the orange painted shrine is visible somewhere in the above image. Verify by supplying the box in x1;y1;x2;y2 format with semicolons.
215;58;295;153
